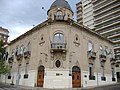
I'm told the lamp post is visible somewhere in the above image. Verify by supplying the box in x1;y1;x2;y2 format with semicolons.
69;52;75;63
40;52;48;62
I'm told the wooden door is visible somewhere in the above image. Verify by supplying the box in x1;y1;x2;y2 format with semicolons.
37;66;44;87
72;66;81;88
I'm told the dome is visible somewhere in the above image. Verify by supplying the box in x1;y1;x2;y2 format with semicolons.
49;0;73;12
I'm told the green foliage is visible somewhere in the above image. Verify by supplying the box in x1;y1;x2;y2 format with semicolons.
0;40;9;74
0;60;9;74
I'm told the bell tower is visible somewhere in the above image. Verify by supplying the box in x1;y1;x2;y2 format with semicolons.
47;0;73;20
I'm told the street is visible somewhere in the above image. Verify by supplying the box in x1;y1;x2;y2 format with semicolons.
0;82;34;90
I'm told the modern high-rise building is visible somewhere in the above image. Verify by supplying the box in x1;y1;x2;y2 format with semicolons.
76;0;94;29
0;27;9;43
76;0;120;83
92;0;120;83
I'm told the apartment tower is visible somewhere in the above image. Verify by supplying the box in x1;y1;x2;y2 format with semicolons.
76;0;120;83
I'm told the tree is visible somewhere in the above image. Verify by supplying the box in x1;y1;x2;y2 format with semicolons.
0;40;9;75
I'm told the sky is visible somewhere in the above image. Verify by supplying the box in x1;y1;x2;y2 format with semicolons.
0;0;80;41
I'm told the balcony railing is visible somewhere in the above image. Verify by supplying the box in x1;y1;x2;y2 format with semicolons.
24;51;31;59
95;13;120;25
94;0;118;12
100;54;107;62
88;51;96;59
54;15;64;20
110;58;116;65
114;44;120;48
51;43;66;52
100;25;120;34
107;31;120;38
94;7;120;20
16;54;23;61
8;56;14;63
96;19;120;30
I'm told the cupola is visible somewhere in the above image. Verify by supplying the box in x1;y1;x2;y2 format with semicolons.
47;0;73;20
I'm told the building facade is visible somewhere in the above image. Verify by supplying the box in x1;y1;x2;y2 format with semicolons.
0;27;9;43
1;0;117;88
76;0;120;83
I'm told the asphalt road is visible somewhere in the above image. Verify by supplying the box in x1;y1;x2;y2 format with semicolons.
0;82;33;90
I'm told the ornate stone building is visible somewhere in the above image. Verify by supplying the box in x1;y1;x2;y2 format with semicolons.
1;0;117;88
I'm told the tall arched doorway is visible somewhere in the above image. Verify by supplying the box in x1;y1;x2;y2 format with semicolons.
72;66;81;88
37;65;45;87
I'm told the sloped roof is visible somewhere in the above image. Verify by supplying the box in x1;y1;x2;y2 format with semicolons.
9;19;114;45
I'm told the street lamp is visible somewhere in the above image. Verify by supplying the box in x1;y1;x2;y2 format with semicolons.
40;52;48;62
69;52;75;63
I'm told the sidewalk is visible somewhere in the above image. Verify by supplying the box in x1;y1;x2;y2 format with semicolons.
0;82;120;90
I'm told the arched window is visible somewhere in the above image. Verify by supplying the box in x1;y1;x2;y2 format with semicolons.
20;45;24;55
100;46;103;55
53;33;64;43
105;46;108;56
15;46;19;56
110;49;113;58
56;10;63;16
11;49;14;56
27;42;31;51
88;41;94;51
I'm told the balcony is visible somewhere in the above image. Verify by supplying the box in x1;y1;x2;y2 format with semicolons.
100;54;107;62
16;54;23;61
95;13;120;26
110;58;116;65
96;19;120;31
94;0;118;12
100;25;120;35
8;57;14;63
24;51;31;59
50;43;67;52
88;51;96;59
94;7;120;21
114;44;120;50
54;15;64;20
107;31;120;39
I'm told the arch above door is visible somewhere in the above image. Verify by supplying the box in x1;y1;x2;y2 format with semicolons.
72;66;81;88
37;65;45;87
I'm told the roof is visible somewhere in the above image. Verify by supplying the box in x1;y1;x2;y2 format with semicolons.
0;27;9;33
9;19;114;45
48;0;73;13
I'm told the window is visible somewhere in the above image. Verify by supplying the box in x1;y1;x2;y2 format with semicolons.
53;33;64;43
100;46;103;55
20;45;24;55
89;64;94;76
105;46;108;56
56;10;63;16
55;60;61;68
88;41;94;51
112;68;115;78
110;49;113;58
11;49;14;57
15;46;19;56
75;34;79;42
27;42;31;51
25;63;29;74
101;66;105;77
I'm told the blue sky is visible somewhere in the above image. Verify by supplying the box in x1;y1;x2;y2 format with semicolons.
0;0;80;41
